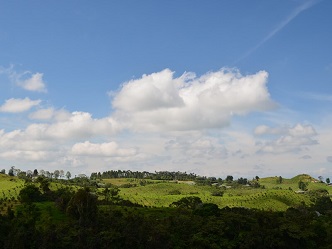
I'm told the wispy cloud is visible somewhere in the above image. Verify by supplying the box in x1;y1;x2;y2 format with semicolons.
235;0;323;63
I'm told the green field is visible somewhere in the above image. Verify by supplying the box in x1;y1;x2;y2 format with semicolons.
98;175;331;211
1;173;331;213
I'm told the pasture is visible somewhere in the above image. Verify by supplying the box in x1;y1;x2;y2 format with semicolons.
0;173;331;213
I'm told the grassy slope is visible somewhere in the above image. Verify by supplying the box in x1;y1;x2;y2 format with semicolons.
103;175;331;211
0;174;331;212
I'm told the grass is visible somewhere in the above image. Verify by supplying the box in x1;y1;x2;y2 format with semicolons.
0;173;331;213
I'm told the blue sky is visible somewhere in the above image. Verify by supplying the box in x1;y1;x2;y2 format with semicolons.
0;0;331;179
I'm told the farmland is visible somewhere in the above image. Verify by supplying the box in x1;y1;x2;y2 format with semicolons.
0;171;332;248
1;173;331;212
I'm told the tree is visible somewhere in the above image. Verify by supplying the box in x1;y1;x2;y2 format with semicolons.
26;170;33;178
59;169;64;179
277;176;283;184
8;166;15;176
40;169;45;176
298;181;308;191
33;169;38;177
102;187;120;204
326;178;330;184
237;177;248;185
66;171;71;180
54;170;60;180
193;203;220;217
313;196;332;214
19;185;43;203
318;176;324;183
66;188;97;226
255;176;260;181
0;169;5;174
170;196;203;209
226;175;233;182
36;177;51;193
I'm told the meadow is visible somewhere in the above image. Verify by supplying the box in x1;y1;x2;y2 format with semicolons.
0;173;331;213
100;174;331;211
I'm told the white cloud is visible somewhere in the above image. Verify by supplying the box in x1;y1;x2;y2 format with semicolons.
29;108;72;121
0;98;41;113
29;108;55;120
112;69;185;112
255;123;317;137
111;68;275;131
24;111;120;140
0;66;47;92
17;72;47;92
255;123;318;154
165;136;228;160
71;141;137;157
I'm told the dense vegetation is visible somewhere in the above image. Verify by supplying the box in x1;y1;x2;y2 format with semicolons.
0;169;332;248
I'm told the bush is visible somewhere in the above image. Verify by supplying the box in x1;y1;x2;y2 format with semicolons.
211;190;224;197
19;185;43;203
170;196;203;209
168;189;181;195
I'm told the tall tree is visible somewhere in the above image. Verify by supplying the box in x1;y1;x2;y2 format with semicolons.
59;170;64;179
66;171;71;180
40;169;45;176
66;188;97;226
33;169;38;176
54;170;60;180
226;175;233;182
8;166;15;176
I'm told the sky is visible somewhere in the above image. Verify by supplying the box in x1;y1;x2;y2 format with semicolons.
0;0;332;179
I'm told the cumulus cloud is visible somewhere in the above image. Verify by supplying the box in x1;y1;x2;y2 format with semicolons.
17;72;47;92
0;110;122;165
25;111;120;140
0;66;47;92
29;108;72;121
164;135;228;165
0;98;41;113
71;141;138;157
29;108;56;120
255;123;318;154
111;68;275;131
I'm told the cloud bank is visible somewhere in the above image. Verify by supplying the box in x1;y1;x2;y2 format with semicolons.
112;68;275;131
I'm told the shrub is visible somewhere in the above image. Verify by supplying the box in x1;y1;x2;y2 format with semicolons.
168;189;181;195
211;190;224;197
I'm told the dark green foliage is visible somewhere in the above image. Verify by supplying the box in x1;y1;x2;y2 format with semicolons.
226;175;233;182
66;188;98;226
277;176;283;184
194;203;220;217
168;189;181;195
19;184;43;203
298;180;309;191
170;196;203;209
211;190;224;196
101;187;120;204
312;196;332;214
237;177;248;185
